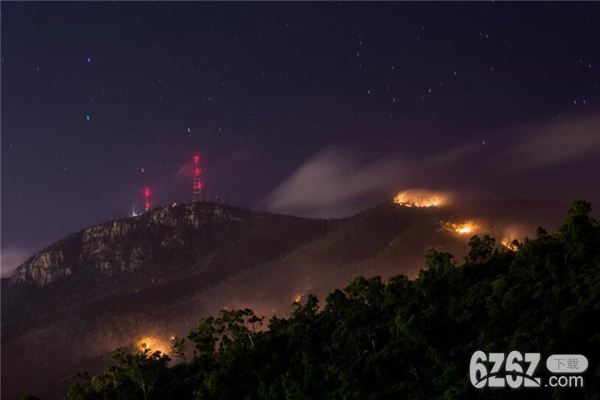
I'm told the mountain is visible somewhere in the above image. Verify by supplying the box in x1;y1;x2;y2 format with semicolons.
1;199;567;399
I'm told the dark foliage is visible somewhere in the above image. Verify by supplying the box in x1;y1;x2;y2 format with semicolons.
66;201;600;400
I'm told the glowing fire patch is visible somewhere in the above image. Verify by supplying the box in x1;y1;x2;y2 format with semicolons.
500;226;526;252
501;239;519;251
393;189;448;208
293;294;303;304
136;336;170;354
443;221;479;236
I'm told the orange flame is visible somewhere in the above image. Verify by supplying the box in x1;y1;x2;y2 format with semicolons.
393;189;448;208
500;226;527;252
136;336;170;354
501;238;519;251
443;221;479;235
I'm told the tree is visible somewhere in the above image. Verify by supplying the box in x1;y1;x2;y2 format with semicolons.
66;348;171;400
465;234;496;264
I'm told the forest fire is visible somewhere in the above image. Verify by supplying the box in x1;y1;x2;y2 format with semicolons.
443;221;479;235
293;294;303;304
501;238;519;251
393;189;449;208
136;336;170;354
499;226;528;252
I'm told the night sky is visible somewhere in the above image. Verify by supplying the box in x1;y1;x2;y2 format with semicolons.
2;2;600;274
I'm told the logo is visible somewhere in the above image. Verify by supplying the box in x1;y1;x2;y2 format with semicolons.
469;351;587;389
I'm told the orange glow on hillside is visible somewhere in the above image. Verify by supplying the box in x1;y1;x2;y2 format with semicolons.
293;294;303;304
443;221;479;236
501;238;519;251
500;226;526;252
136;336;170;354
393;189;449;208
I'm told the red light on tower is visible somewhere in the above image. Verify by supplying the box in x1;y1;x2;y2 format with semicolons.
192;154;203;202
144;187;152;212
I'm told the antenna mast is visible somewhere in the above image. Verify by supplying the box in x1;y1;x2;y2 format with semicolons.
144;187;152;212
192;154;203;202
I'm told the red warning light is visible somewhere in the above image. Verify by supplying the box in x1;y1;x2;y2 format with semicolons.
144;187;152;212
192;154;203;202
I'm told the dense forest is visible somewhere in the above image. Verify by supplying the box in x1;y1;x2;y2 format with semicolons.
62;201;599;400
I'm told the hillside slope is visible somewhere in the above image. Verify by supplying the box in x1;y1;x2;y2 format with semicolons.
1;199;568;399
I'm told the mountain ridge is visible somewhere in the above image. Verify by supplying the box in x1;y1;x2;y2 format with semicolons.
9;201;330;287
